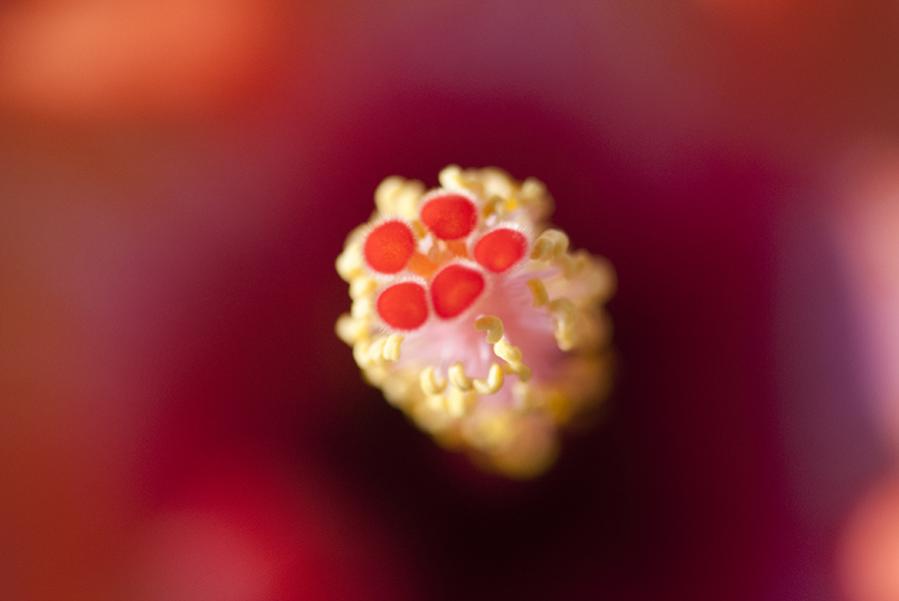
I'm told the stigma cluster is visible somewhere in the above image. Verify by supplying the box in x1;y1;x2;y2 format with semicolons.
336;166;615;477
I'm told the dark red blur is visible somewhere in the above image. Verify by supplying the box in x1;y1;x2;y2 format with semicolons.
2;2;898;600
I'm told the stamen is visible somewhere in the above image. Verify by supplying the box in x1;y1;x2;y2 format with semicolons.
429;264;485;319
474;315;532;382
474;364;505;395
527;279;549;307
376;282;429;330
337;167;616;478
474;227;528;273
448;363;473;391
420;193;477;240
363;220;416;274
420;366;447;396
530;229;569;261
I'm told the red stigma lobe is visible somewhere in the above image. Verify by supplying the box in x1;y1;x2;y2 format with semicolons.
376;282;429;330
430;264;485;319
364;221;415;274
420;193;477;240
474;228;528;273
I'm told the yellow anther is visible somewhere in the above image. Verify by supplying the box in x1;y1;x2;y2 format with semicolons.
527;279;549;307
548;298;577;350
463;412;514;451
495;339;522;364
335;314;366;344
351;296;375;319
474;315;531;382
593;256;617;300
530;239;552;261
445;389;468;417
352;341;370;368
545;391;574;424
382;376;414;408
569;252;590;276
420;367;447;396
514;363;532;381
425;393;446;413
383;334;403;362
438;164;464;189
336;246;364;281
375;176;424;219
349;275;377;299
521;177;547;199
549;298;576;322
511;381;536;411
367;337;388;362
475;315;504;344
448;363;473;391
473;363;504;395
530;229;569;261
549;230;570;254
559;254;578;278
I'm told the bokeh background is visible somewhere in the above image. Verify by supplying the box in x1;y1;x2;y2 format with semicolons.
3;2;899;600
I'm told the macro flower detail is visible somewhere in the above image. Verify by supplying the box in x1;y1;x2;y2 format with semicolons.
336;166;615;477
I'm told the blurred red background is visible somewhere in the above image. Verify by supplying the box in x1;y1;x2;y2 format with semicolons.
2;2;899;600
